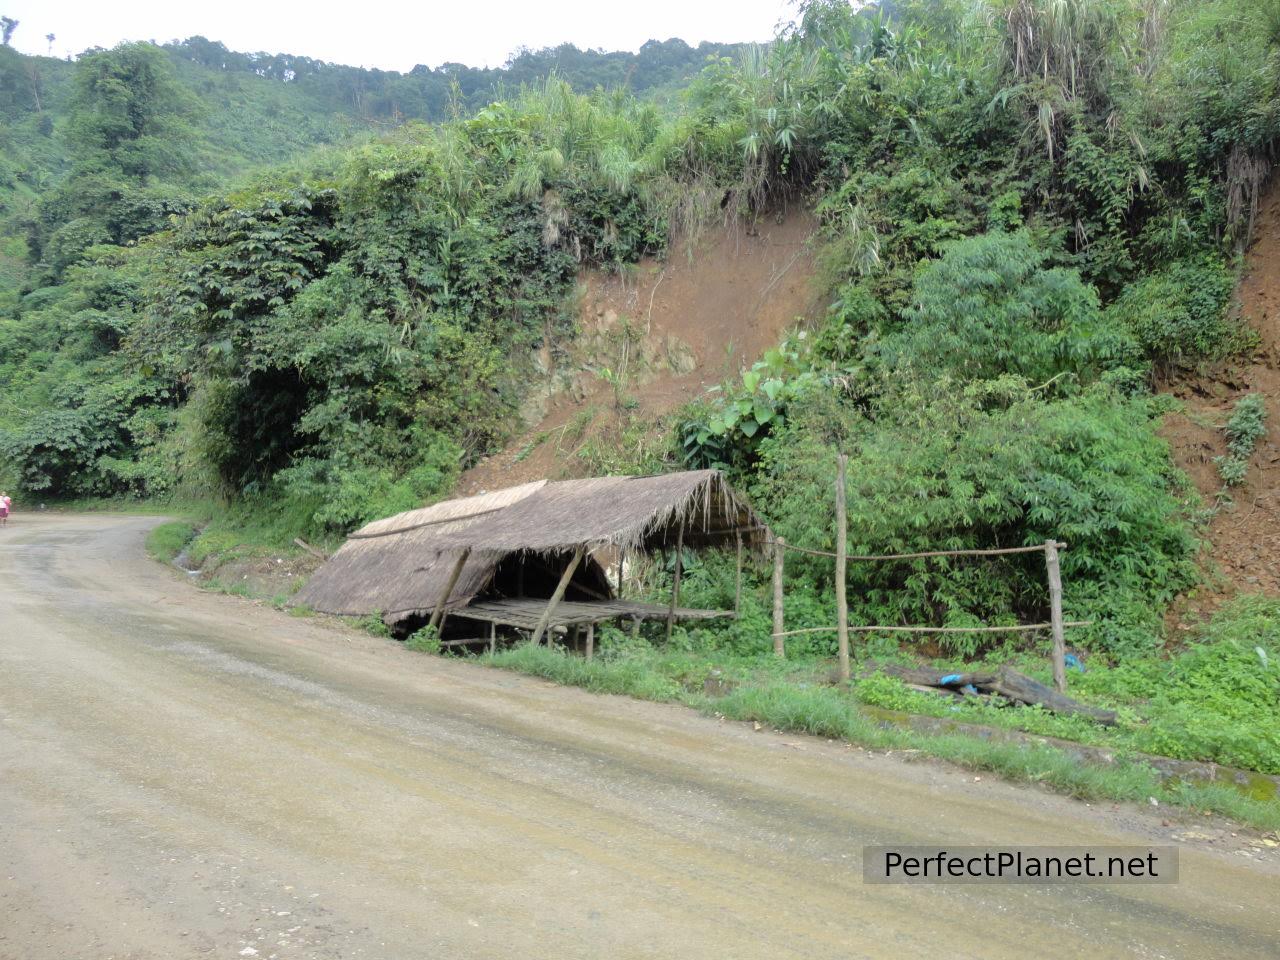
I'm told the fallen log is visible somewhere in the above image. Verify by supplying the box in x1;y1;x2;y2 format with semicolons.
865;662;1117;725
873;663;998;689
985;667;1117;726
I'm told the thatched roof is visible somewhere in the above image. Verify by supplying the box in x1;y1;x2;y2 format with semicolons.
295;469;764;623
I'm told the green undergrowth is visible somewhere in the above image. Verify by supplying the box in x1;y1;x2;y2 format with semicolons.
132;506;1280;830
144;519;198;563
481;641;1280;831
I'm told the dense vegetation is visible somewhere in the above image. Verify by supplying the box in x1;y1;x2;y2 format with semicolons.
3;1;1279;779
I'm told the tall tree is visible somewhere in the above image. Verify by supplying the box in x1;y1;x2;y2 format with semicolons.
64;42;200;181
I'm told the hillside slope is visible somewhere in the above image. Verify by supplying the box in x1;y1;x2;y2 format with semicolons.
1164;178;1280;602
457;213;821;494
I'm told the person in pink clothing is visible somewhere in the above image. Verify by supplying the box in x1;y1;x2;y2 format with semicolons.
0;492;10;526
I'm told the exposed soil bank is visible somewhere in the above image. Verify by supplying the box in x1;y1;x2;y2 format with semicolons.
1164;179;1280;608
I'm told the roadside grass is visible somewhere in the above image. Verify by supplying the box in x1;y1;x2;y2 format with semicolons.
126;507;1280;832
482;644;1280;831
487;643;688;703
144;520;198;563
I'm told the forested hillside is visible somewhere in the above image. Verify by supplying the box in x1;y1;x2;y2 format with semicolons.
0;24;742;291
3;0;1280;665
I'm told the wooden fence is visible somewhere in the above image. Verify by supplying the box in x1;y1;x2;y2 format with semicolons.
766;454;1084;692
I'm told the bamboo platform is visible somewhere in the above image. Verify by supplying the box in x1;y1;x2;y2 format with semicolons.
455;598;731;631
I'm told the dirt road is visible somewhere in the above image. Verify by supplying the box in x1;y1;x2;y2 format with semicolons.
2;514;1277;959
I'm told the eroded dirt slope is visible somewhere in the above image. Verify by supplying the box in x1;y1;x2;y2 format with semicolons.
458;213;821;494
1163;181;1280;606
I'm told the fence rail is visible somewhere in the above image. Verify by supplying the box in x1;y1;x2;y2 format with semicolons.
772;620;1091;640
770;454;1077;692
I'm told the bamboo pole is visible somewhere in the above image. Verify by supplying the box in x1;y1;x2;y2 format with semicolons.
764;540;1068;561
665;519;685;644
428;547;471;631
1045;540;1067;694
734;533;743;619
772;536;786;657
836;453;850;683
773;620;1092;639
530;547;584;646
585;622;595;661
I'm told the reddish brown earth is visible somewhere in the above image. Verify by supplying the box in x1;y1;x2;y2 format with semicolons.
458;213;822;494
1162;180;1280;614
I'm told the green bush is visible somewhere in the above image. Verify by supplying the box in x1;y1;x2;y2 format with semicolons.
876;230;1129;385
751;381;1196;656
1214;393;1268;488
405;625;441;653
1135;596;1280;772
1107;260;1239;366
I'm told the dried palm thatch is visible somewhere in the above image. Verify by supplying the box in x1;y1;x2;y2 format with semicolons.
295;469;765;624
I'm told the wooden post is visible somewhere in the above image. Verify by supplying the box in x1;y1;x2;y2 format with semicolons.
631;617;641;640
530;546;584;646
585;622;595;661
836;453;850;683
665;519;685;644
488;620;496;655
1044;540;1067;694
429;547;471;631
734;532;743;619
772;536;785;657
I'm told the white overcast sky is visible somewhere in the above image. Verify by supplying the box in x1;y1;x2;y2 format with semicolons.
4;0;800;70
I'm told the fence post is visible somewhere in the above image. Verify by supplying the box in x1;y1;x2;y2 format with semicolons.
734;532;743;619
666;519;685;644
1044;540;1067;693
836;453;850;683
772;536;786;657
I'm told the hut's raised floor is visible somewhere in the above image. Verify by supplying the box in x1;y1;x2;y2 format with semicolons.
456;598;731;631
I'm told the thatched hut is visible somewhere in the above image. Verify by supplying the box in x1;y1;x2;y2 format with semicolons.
295;469;767;650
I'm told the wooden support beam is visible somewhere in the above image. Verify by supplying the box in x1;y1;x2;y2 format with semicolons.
585;622;595;661
835;453;850;683
734;532;743;619
428;547;471;631
1045;540;1067;694
530;547;585;646
772;535;785;657
665;519;685;644
488;620;496;655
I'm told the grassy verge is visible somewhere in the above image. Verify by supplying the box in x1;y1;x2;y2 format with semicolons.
126;500;1280;831
144;520;199;563
480;642;1280;832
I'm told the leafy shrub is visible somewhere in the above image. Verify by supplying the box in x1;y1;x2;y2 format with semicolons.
752;381;1197;655
678;334;823;470
1215;393;1268;487
405;625;441;653
1134;596;1280;772
1107;260;1239;366
355;614;393;638
875;230;1131;386
277;432;461;532
1225;393;1268;459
